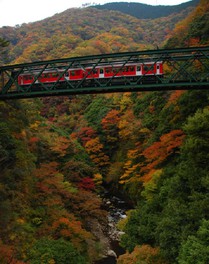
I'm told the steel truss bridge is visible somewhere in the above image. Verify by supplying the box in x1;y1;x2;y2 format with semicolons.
0;46;209;100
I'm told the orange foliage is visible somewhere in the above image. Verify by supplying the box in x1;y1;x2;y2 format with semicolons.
140;169;157;183
52;216;91;249
85;137;109;167
141;130;185;176
117;244;167;264
52;216;81;235
50;136;71;156
101;109;120;143
120;130;184;185
101;109;120;130
68;189;107;221
0;241;25;264
76;126;97;146
29;136;40;143
119;110;141;141
188;37;201;46
120;143;143;184
34;162;73;213
35;162;62;194
166;90;185;107
85;137;104;153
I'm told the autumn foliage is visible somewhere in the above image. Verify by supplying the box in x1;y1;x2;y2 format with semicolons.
141;130;185;174
1;1;209;263
117;244;167;264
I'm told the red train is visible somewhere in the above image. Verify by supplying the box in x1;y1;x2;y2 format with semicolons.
17;61;163;86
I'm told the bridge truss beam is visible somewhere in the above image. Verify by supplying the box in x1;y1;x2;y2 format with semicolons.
0;46;209;99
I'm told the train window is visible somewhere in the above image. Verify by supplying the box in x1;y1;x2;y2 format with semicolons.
24;75;33;80
43;73;48;78
115;67;122;73
144;66;148;71
157;65;160;69
130;66;135;72
137;66;141;71
100;68;104;74
105;68;111;73
144;65;154;71
52;72;58;77
72;70;79;76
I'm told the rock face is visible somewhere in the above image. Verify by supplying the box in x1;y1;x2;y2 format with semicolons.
92;192;131;263
88;216;118;260
107;250;117;258
101;195;129;259
86;218;111;258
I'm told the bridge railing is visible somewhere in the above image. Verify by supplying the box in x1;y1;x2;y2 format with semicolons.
0;46;209;99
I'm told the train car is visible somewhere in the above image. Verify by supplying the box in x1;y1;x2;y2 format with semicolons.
66;62;163;80
102;62;163;79
67;67;100;80
17;61;163;86
18;70;66;86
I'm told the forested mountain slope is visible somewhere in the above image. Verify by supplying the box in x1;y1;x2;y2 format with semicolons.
0;1;198;65
117;0;209;262
165;0;209;47
0;0;209;263
94;0;199;19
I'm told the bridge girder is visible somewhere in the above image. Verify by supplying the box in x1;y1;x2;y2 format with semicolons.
0;46;209;100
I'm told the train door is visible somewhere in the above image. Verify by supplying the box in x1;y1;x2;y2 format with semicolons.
18;76;23;85
99;68;104;78
65;71;70;80
136;64;142;76
156;63;160;75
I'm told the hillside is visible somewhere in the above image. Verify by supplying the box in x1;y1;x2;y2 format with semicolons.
0;0;209;263
0;2;198;65
165;0;209;47
94;0;200;19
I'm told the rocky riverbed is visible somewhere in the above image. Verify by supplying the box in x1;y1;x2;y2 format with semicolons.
94;192;132;264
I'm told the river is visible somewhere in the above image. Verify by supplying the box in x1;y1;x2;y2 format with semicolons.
94;191;133;264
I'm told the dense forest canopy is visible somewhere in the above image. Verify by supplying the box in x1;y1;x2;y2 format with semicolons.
0;0;209;263
0;0;200;65
94;0;200;19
